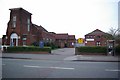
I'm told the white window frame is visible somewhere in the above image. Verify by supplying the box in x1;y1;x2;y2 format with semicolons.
13;22;16;27
96;41;101;46
27;18;30;32
12;16;16;28
13;16;16;21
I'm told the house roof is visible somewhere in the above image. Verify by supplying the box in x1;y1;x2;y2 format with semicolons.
68;35;75;39
9;7;32;15
55;33;68;39
55;33;76;40
85;29;106;36
32;24;48;32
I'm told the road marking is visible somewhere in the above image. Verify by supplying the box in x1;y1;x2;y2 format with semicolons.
24;65;40;68
64;56;77;60
23;65;74;70
105;69;120;72
49;67;75;70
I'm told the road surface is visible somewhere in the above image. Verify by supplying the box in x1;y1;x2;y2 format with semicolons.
2;58;119;78
1;48;120;79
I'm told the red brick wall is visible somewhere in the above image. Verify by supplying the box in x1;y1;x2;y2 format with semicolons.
3;8;76;48
5;8;33;46
85;34;107;47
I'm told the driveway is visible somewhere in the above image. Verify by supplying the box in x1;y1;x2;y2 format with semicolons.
51;48;75;55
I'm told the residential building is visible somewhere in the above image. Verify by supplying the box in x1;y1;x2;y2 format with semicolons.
55;33;75;48
85;29;109;47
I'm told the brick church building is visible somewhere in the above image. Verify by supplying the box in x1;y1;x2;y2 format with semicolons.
2;8;75;48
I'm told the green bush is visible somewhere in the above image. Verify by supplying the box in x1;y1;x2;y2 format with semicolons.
6;46;51;53
76;46;107;54
32;42;59;50
115;46;120;55
44;42;59;49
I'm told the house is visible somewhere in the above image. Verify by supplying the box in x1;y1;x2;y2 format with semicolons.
85;29;110;47
2;7;76;48
55;33;75;48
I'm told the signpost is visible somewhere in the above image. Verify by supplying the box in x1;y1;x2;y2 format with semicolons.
78;38;84;44
107;40;115;56
39;41;44;48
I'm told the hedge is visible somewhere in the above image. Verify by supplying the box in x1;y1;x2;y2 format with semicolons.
32;42;59;50
77;47;107;53
115;46;120;55
5;46;51;53
75;46;120;55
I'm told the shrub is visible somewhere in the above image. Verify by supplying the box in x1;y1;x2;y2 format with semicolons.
115;46;120;55
32;42;59;50
75;46;107;55
6;46;51;53
44;42;59;49
77;46;107;53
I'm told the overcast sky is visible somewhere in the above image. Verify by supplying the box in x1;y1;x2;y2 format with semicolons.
0;0;119;38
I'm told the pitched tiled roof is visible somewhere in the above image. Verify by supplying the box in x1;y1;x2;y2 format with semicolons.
55;33;68;39
85;29;106;36
32;24;48;32
9;7;32;15
68;35;75;39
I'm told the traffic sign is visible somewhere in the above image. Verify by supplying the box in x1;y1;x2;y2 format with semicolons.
78;38;84;43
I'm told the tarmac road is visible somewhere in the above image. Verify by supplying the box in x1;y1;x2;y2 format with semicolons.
2;58;119;78
1;48;120;79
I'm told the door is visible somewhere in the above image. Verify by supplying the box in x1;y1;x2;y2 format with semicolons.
13;38;16;46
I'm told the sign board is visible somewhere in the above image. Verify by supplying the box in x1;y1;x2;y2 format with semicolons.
86;39;94;41
78;38;84;43
39;41;44;48
107;40;115;56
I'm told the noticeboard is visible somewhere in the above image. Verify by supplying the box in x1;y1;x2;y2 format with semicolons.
39;41;44;48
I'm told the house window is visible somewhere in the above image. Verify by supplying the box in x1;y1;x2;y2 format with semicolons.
13;22;16;27
13;16;16;21
50;39;52;42
96;36;101;38
27;18;30;32
22;38;27;40
96;41;101;46
59;40;61;42
23;41;26;46
87;36;89;38
12;16;16;28
46;38;49;42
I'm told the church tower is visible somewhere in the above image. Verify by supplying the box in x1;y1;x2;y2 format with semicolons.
5;8;32;46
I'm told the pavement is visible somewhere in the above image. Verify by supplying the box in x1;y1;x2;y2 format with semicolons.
1;48;120;62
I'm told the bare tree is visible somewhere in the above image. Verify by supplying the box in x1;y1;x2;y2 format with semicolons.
108;27;120;46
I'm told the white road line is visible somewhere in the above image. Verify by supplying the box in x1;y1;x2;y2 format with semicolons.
23;65;75;70
50;67;75;70
105;69;120;72
64;56;77;60
24;65;40;68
